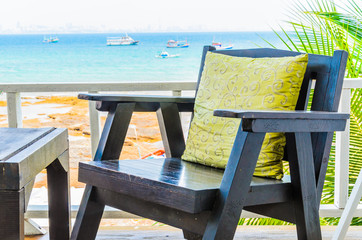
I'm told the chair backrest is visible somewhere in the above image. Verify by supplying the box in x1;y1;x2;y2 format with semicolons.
196;46;348;196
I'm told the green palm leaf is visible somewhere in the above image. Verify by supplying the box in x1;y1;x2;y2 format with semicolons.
250;0;362;226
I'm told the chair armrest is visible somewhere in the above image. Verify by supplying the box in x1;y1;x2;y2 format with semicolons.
78;93;195;112
213;110;349;132
79;93;195;103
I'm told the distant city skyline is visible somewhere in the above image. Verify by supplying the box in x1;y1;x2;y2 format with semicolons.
0;0;301;34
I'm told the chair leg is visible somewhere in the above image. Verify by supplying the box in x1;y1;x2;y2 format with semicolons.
71;103;133;239
47;158;71;240
183;230;203;240
287;133;322;240
71;185;105;240
203;131;265;240
0;189;25;240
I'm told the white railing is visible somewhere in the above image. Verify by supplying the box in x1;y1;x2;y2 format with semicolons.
1;81;196;158
0;79;361;219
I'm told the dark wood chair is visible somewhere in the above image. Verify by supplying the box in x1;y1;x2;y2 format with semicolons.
71;46;349;240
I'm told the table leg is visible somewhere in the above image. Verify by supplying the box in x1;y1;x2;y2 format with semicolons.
47;157;70;240
0;189;25;240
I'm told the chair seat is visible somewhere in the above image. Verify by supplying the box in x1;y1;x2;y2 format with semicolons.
79;158;292;214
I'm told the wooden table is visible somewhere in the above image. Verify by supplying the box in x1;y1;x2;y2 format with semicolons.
0;128;70;240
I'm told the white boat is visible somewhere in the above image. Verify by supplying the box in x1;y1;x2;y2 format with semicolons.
167;40;189;48
107;34;139;46
212;41;233;50
43;36;59;43
155;51;180;58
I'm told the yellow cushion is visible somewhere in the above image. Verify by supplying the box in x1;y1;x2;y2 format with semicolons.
181;52;308;179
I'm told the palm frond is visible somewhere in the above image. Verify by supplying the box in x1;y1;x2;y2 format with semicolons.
256;0;362;226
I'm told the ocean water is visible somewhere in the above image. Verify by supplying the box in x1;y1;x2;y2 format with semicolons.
0;32;284;83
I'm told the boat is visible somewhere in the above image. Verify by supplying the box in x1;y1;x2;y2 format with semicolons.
43;36;59;43
166;40;189;48
107;34;139;46
212;41;233;50
155;51;180;58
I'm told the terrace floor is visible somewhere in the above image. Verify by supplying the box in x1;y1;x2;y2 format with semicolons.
25;225;362;240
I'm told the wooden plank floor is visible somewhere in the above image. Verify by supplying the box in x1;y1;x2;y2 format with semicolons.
25;226;362;239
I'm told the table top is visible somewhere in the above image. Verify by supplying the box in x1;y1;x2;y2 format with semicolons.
0;128;55;162
0;127;68;190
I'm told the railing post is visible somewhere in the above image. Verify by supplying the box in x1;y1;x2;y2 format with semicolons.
6;92;22;128
172;90;181;97
172;90;190;139
88;91;101;159
335;88;350;209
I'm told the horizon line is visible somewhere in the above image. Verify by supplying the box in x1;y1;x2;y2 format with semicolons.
0;30;282;35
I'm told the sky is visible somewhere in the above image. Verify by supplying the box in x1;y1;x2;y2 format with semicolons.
0;0;297;34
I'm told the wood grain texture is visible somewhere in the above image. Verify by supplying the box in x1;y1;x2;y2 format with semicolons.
295;69;314;111
213;110;348;133
156;103;185;158
79;158;292;214
183;230;203;240
287;133;322;239
241;119;347;133
73;103;135;239
0;128;68;190
24;179;35;212
195;46;216;93
213;110;349;120
0;128;69;240
78;93;195;103
93;103;135;161
0;189;25;240
95;101;195;113
47;158;70;240
92;187;210;235
203;130;265;240
70;186;105;240
309;50;348;202
0;128;55;162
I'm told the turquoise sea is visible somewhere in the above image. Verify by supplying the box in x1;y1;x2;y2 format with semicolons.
0;32;284;83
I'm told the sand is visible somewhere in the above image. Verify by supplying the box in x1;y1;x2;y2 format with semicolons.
0;95;163;188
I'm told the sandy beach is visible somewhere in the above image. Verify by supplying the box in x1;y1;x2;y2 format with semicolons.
0;95;164;188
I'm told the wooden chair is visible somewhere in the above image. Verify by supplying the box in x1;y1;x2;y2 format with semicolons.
71;46;349;240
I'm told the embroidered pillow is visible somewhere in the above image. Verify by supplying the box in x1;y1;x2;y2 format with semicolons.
181;51;308;179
